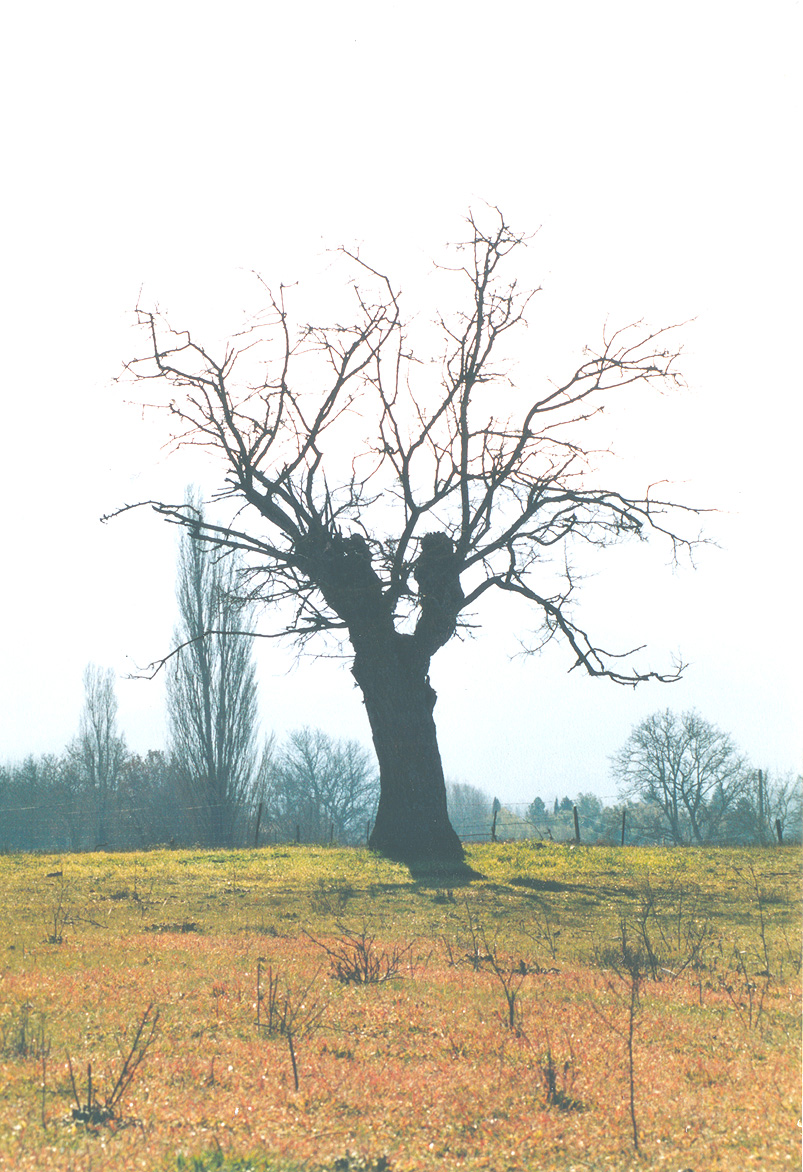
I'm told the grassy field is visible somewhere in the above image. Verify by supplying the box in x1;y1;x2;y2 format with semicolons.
0;842;799;1171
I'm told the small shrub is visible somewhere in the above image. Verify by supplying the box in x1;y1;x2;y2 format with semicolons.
44;877;71;944
536;1031;584;1112
256;962;326;1039
255;962;327;1091
306;926;415;985
455;901;528;1030
67;1002;160;1126
524;899;561;960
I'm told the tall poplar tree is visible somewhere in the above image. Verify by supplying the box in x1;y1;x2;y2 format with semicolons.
72;664;127;847
167;499;262;846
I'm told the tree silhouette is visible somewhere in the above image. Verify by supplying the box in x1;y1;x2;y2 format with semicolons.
113;209;701;862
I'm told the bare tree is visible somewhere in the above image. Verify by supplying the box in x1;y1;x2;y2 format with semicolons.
612;709;748;844
114;209;702;862
723;768;803;845
269;727;378;845
167;500;263;846
69;664;127;847
446;781;494;840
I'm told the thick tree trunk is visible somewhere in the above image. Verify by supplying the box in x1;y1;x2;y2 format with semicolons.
351;637;463;863
305;528;464;862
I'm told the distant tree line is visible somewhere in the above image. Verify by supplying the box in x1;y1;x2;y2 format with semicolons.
522;779;800;847
1;501;798;854
0;729;378;854
2;705;798;853
447;710;801;847
448;775;800;849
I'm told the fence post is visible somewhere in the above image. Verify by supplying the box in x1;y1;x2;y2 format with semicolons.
775;818;783;845
491;798;501;843
254;801;263;849
621;809;627;846
573;805;580;844
295;824;300;845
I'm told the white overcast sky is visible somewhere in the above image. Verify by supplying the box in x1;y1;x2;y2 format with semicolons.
1;0;800;806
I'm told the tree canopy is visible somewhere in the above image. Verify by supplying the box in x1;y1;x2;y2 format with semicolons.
612;709;749;844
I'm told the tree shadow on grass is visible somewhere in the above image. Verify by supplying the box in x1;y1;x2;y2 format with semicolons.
405;857;485;889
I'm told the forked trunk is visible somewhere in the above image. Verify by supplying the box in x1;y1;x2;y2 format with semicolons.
351;637;463;862
308;529;464;862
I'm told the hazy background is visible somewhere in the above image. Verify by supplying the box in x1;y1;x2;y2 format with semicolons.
1;0;799;807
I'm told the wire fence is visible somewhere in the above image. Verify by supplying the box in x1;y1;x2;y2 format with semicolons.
0;789;794;855
450;799;792;849
0;796;372;854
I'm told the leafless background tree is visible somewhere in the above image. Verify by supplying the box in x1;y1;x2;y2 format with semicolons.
266;727;378;845
115;209;703;861
612;709;749;844
67;664;127;847
446;782;494;841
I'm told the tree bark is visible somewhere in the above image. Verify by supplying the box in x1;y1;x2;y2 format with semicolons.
351;636;463;862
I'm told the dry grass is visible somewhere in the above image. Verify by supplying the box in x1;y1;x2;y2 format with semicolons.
0;843;799;1171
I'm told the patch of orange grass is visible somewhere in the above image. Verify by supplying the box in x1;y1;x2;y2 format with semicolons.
0;928;799;1171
